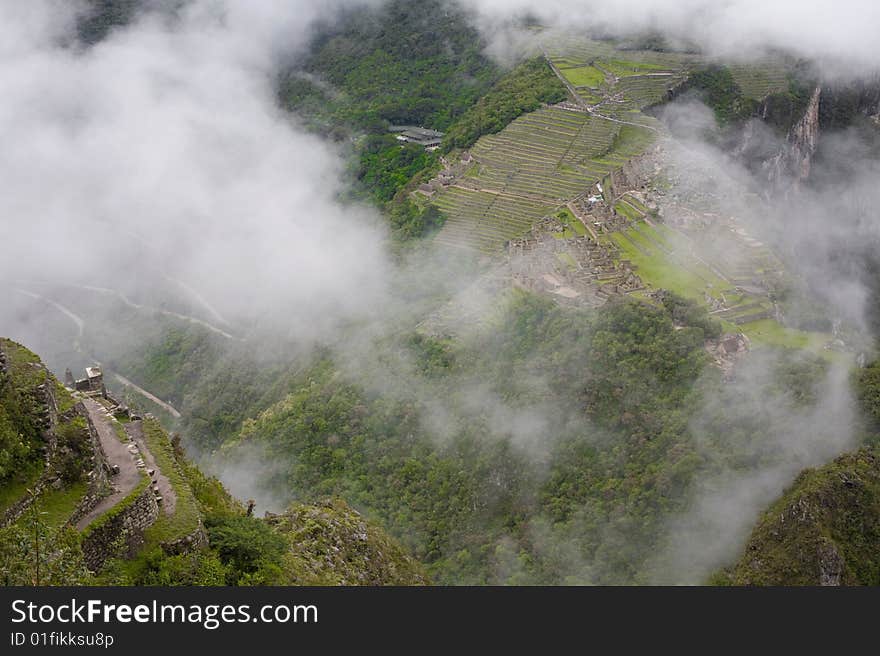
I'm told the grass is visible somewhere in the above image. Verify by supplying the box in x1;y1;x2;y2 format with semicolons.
54;381;76;414
555;208;588;236
140;418;200;546
83;474;150;538
599;59;672;77
608;221;738;303
557;253;578;269
622;194;649;213
32;481;88;530
611;232;712;298
111;421;128;443
614;200;643;221
0;460;43;515
561;65;605;88
2;339;46;389
738;318;834;355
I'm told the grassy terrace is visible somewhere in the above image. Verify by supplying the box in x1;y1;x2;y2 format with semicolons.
545;34;694;82
0;461;42;516
607;221;732;301
560;65;606;88
433;105;656;251
3;339;46;389
430;31;698;252
728;61;792;100
30;481;89;531
605;220;837;352
82;474;150;538
737;318;835;354
140;418;200;546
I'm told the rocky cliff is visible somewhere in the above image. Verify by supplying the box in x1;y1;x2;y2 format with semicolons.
761;85;822;189
717;448;880;586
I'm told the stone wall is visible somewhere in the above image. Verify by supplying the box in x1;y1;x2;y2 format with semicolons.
609;147;657;198
161;520;209;556
0;487;45;527
66;402;112;527
81;482;159;572
0;353;57;528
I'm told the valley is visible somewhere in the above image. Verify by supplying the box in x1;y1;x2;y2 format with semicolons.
1;0;880;588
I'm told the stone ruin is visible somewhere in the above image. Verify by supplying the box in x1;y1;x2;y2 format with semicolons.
705;332;751;379
66;365;105;397
507;215;643;306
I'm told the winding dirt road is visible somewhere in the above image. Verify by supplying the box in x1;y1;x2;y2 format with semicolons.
113;374;182;419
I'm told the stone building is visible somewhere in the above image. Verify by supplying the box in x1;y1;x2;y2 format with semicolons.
73;365;105;396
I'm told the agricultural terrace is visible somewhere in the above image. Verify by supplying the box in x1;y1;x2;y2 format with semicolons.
432;106;657;252
605;219;733;303
430;33;704;252
727;61;793;100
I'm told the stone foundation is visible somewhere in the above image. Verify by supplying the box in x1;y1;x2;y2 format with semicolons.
81;483;159;572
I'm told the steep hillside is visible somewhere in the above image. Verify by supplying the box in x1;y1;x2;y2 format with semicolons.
718;448;880;585
0;338;427;586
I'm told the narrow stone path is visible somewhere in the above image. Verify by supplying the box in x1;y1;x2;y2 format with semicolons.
125;420;176;515
75;399;142;530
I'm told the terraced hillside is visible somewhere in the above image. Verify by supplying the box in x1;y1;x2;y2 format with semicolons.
0;339;430;585
432;106;658;252
0;339;206;575
431;34;686;253
727;61;793;100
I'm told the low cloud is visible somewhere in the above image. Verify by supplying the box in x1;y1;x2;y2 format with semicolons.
461;0;880;75
0;0;389;344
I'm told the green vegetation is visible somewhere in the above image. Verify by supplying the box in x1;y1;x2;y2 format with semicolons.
140;419;200;545
433;106;657;251
0;340;47;488
82;476;150;539
0;461;42;516
738;318;830;352
598;59;672;77
356;135;440;203
0;339;430;587
607;222;731;302
282;0;496;132
727;61;795;102
32;482;88;531
556;208;587;236
614;200;643;221
279;0;502;240
443;58;568;152
0;521;90;585
856;361;880;446
688;65;759;126
209;294;726;583
561;65;605;88
718;448;880;585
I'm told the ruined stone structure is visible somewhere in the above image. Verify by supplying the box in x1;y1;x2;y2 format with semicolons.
161;521;209;557
81;482;160;572
65;402;113;527
705;332;751;378
507;215;643;306
73;366;105;396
